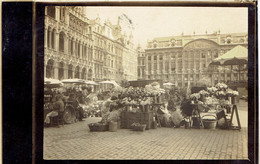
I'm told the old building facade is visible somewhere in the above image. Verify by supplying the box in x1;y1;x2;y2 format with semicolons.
44;6;137;82
143;32;248;87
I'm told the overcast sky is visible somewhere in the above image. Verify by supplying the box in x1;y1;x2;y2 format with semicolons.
85;7;248;48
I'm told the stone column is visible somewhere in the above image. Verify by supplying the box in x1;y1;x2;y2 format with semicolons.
157;55;159;76
55;6;60;22
162;54;165;75
48;29;52;50
55;31;59;52
44;27;48;48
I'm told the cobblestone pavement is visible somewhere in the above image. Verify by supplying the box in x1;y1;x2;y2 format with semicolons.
44;101;248;160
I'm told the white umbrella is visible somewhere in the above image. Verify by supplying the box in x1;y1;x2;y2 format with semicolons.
99;80;114;84
163;82;175;86
44;78;62;84
61;78;86;84
85;80;99;85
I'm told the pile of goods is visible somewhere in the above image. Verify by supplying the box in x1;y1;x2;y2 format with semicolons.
189;83;239;112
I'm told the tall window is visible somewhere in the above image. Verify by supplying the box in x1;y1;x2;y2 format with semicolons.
46;60;54;78
68;65;73;79
58;62;64;80
71;40;73;55
47;6;56;19
78;43;80;58
51;30;55;49
60;7;65;22
75;66;80;78
59;32;65;52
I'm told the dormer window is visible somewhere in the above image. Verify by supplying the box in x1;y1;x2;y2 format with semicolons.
153;41;158;48
226;36;232;44
170;39;176;47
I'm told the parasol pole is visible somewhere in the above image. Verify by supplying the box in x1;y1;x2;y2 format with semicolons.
230;65;232;82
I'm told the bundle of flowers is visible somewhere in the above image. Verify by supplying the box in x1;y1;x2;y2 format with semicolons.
199;90;210;96
226;89;239;97
100;110;121;124
215;83;228;90
190;93;201;100
207;87;218;95
215;90;226;99
204;97;219;105
144;83;165;96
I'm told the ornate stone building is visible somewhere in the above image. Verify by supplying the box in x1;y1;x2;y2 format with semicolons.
144;31;248;87
44;6;137;82
137;45;145;80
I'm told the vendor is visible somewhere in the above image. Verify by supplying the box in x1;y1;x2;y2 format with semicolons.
44;94;65;127
68;93;84;121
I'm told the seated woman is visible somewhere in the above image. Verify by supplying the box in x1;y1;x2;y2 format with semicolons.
67;93;84;121
44;94;65;127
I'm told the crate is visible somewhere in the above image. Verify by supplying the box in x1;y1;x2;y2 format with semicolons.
121;111;153;130
88;123;109;132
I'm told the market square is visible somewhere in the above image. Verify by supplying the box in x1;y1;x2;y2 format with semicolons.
43;6;249;160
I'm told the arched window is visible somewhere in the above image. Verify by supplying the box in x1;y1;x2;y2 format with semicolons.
81;68;86;80
46;60;54;78
78;43;80;58
59;32;65;52
71;39;73;55
68;38;71;54
60;7;65;22
68;64;73;79
74;66;80;78
58;62;64;80
47;27;51;48
47;6;55;19
51;29;55;49
88;69;92;80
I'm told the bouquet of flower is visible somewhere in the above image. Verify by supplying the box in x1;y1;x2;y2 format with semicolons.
199;90;210;97
207;87;218;95
226;89;239;97
215;83;228;90
190;93;200;101
215;90;226;99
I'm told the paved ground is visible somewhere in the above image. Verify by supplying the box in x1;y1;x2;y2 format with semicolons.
43;100;248;160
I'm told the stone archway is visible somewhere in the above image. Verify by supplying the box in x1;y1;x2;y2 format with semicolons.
68;64;73;79
81;67;86;80
74;66;80;79
88;68;93;80
46;59;54;78
58;62;64;80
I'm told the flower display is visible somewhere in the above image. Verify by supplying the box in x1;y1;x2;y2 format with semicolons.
207;87;218;95
226;90;239;97
190;93;200;100
215;83;228;90
199;90;210;96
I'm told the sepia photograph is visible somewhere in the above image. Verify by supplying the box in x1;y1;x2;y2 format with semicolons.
42;5;250;160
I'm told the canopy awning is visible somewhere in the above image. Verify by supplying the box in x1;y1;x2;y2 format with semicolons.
210;45;248;66
61;78;86;84
85;80;99;85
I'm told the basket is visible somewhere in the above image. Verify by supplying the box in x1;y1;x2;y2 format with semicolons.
131;124;147;131
88;123;109;132
202;115;217;129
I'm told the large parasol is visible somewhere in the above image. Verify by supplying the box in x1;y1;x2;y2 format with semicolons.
209;45;248;83
85;80;99;85
99;80;114;84
44;78;63;88
163;82;175;86
61;78;86;84
210;45;248;66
